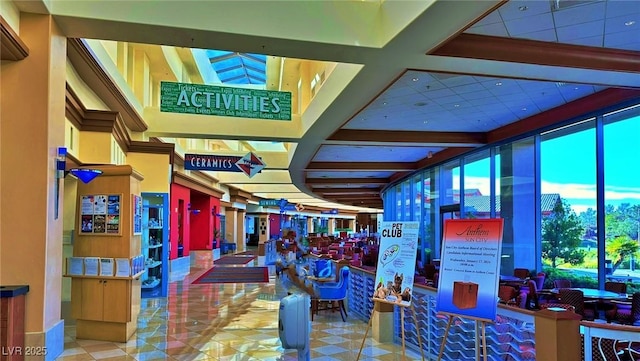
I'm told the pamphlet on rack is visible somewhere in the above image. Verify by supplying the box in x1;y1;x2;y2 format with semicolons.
84;257;100;276
67;257;85;276
99;258;115;276
115;258;132;277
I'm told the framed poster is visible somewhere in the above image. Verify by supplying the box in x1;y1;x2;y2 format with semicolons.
79;194;122;235
372;221;420;306
132;194;142;235
436;218;504;322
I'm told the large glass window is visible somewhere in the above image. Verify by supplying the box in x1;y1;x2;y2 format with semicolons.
413;174;422;223
403;180;411;220
395;184;402;221
497;137;537;275
424;169;438;260
463;150;491;219
603;106;640;293
541;119;597;288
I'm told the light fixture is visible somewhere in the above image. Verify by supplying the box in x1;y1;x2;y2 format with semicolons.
518;6;528;11
69;168;102;184
495;82;502;86
625;20;636;26
412;77;419;82
428;151;433;159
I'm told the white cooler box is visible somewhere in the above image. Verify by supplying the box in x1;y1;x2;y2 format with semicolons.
278;293;310;349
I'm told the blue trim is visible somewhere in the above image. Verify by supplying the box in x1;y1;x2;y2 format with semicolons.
595;115;606;289
0;285;29;298
44;320;65;361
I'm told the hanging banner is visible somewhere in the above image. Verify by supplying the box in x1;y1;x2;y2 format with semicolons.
436;218;504;322
372;221;420;306
160;81;292;120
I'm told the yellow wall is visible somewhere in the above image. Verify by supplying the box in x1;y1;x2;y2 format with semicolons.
126;153;171;193
78;131;113;164
66;61;110;110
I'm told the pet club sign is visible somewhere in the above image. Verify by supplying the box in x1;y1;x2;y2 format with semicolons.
184;152;266;178
160;81;292;120
373;221;419;306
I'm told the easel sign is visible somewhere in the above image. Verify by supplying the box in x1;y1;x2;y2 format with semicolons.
357;222;426;361
373;221;420;306
435;218;504;361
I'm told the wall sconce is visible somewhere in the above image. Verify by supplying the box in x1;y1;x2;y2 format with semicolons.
191;209;201;215
69;168;102;184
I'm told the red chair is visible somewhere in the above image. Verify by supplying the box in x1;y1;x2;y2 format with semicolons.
606;293;640;325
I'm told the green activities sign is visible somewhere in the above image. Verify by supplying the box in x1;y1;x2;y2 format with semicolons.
160;81;292;120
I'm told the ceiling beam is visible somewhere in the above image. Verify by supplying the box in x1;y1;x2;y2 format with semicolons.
314;188;381;194
328;194;381;200
306;178;388;185
307;162;415;171
328;129;486;146
209;52;238;63
432;33;640;74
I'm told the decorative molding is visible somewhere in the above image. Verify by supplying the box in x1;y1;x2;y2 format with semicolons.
67;38;147;132
220;200;233;207
0;16;29;61
128;141;175;165
172;171;225;198
431;33;640;74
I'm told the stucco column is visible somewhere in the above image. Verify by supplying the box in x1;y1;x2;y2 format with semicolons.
307;217;314;234
236;209;246;252
225;208;237;246
258;214;270;243
0;13;67;360
328;218;335;235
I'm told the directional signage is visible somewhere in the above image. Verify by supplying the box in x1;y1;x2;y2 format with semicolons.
184;152;266;178
259;199;281;207
321;209;339;215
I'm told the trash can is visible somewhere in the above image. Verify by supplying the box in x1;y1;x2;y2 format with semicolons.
0;285;29;360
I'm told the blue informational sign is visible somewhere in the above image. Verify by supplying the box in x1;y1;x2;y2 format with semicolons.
320;209;338;215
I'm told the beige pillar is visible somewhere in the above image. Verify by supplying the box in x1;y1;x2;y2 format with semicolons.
307;217;314;235
0;13;67;357
328;218;336;235
349;219;356;232
258;214;270;243
236;209;246;252
535;308;582;361
225;208;237;246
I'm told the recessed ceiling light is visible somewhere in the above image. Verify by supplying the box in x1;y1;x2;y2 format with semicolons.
495;82;502;86
521;107;527;111
423;120;428;124
574;87;579;90
625;20;636;26
382;102;387;105
518;6;528;11
414;102;428;107
454;104;460;107
412;78;419;82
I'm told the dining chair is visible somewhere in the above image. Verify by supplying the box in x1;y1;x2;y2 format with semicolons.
601;281;629;317
513;268;530;279
498;285;519;306
558;289;596;321
553;279;572;289
311;266;350;322
605;292;640;325
524;280;541;309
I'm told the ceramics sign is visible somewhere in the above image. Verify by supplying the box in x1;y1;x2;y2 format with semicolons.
184;152;266;178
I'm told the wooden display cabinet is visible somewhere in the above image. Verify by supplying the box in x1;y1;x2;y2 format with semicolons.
69;165;144;342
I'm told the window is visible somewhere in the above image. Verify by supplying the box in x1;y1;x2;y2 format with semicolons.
463;150;491;219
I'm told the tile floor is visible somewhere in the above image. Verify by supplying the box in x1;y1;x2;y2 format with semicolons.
57;253;421;360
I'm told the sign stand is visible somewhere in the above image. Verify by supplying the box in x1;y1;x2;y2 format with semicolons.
356;298;426;361
436;312;491;361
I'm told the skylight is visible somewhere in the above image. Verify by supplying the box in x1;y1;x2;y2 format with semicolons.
206;50;266;85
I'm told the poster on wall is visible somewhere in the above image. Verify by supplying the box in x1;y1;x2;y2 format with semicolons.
372;221;420;306
436;218;504;322
79;194;122;235
132;194;142;235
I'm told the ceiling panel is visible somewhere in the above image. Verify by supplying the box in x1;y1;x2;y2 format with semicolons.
306;171;394;178
465;0;640;52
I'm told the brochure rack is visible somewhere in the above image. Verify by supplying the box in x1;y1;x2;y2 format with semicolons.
68;165;144;342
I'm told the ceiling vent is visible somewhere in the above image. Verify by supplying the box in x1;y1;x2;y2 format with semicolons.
551;0;603;11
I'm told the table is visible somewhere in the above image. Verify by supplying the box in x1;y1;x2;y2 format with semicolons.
549;288;627;300
500;275;526;283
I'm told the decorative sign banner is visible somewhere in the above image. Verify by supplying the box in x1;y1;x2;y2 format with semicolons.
373;222;420;306
184;152;266;178
259;199;281;207
132;195;142;235
436;218;504;322
320;209;339;215
160;81;292;120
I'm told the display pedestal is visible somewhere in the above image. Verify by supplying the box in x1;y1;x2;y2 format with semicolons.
69;165;143;342
534;308;582;361
372;301;394;342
